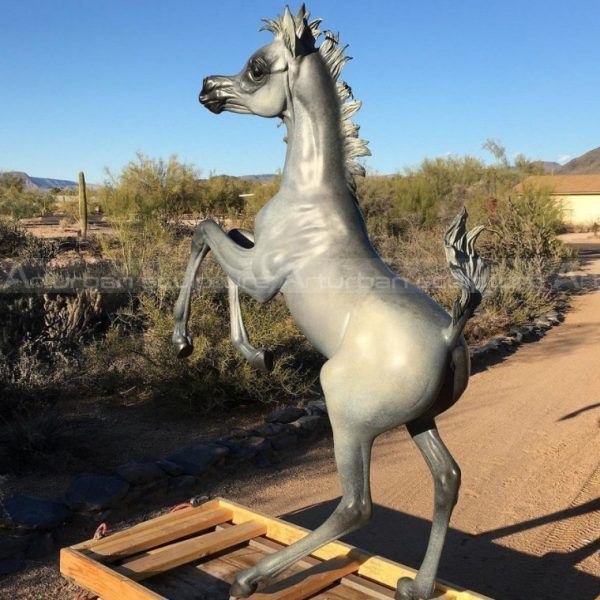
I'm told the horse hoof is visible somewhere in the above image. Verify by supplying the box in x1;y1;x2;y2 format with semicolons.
395;577;419;600
229;577;258;598
250;349;274;373
173;335;193;359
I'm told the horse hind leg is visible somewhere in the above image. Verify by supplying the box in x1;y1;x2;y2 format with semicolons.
230;419;375;597
228;275;273;373
226;229;273;372
396;418;461;600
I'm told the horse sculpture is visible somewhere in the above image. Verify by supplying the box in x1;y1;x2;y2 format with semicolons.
172;6;490;599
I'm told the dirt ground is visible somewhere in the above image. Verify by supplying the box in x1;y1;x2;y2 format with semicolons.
1;243;599;599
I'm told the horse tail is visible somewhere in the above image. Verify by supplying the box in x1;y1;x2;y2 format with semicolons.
443;207;491;347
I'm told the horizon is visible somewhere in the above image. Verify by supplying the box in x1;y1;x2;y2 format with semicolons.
1;0;600;183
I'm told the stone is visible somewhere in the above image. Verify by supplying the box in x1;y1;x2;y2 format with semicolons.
65;474;130;512
245;436;272;452
168;475;199;495
156;459;185;477
270;433;299;451
507;328;523;343
252;422;287;437
535;317;551;329
0;533;32;560
167;444;229;476
114;462;168;485
2;495;71;530
306;398;327;415
26;531;55;559
255;452;272;468
518;325;538;342
0;558;25;576
266;406;306;424
291;414;328;435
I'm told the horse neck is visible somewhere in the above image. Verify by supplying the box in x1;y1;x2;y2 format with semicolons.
280;54;348;197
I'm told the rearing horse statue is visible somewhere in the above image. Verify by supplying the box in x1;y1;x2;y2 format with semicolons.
172;6;490;599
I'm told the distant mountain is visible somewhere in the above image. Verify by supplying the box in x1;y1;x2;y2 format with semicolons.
560;147;600;174
0;171;79;190
532;161;562;174
206;173;277;182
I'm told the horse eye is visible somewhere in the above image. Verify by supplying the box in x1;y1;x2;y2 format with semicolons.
249;60;266;82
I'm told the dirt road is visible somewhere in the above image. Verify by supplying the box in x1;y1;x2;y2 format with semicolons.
3;245;599;600
225;250;600;599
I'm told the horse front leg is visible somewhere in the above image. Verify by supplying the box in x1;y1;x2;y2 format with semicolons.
172;236;209;358
172;219;281;360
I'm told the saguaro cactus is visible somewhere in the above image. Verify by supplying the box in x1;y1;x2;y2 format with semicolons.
78;171;88;240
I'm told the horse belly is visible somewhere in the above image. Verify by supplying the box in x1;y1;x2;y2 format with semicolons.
282;287;359;357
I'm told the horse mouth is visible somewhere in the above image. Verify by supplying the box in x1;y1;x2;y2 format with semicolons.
199;93;226;114
199;76;237;114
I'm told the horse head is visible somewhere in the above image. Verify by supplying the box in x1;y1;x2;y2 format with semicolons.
199;5;323;119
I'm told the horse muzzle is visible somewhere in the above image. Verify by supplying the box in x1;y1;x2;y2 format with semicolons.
199;76;235;114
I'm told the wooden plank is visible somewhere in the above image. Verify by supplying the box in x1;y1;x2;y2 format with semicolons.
89;507;232;562
60;548;166;600
117;520;267;581
248;553;361;600
312;581;391;600
73;498;221;552
340;574;396;599
247;533;396;599
217;498;493;600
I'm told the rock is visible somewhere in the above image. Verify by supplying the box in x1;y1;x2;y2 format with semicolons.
2;495;71;530
266;407;306;424
0;558;25;576
168;475;199;495
27;531;55;559
156;459;185;477
114;462;168;485
124;477;169;503
306;398;327;415
518;325;538;342
167;444;229;476
255;452;272;468
471;342;495;358
535;317;551;329
507;328;523;343
0;533;32;560
252;422;287;437
229;428;250;439
65;474;130;512
270;433;298;451
291;415;328;435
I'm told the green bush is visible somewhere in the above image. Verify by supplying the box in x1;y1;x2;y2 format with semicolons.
0;174;55;219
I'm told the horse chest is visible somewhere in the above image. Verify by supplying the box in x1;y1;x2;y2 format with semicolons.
253;197;333;277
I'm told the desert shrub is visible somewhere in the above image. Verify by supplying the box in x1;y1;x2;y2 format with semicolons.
0;217;58;263
100;152;202;222
198;175;248;216
85;248;320;412
0;173;55;218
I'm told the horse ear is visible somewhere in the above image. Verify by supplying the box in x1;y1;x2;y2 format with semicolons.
282;5;303;57
295;3;308;25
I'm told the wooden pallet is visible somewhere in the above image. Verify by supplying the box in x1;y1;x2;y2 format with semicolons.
60;498;492;600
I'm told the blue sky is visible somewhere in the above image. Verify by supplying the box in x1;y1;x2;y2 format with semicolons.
1;0;599;183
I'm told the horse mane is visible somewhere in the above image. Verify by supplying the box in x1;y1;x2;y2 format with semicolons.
261;5;371;194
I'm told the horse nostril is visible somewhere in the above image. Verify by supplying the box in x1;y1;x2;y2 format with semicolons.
202;77;216;93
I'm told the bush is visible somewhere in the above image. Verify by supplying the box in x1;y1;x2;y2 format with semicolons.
0;173;55;218
100;152;201;222
84;245;320;411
